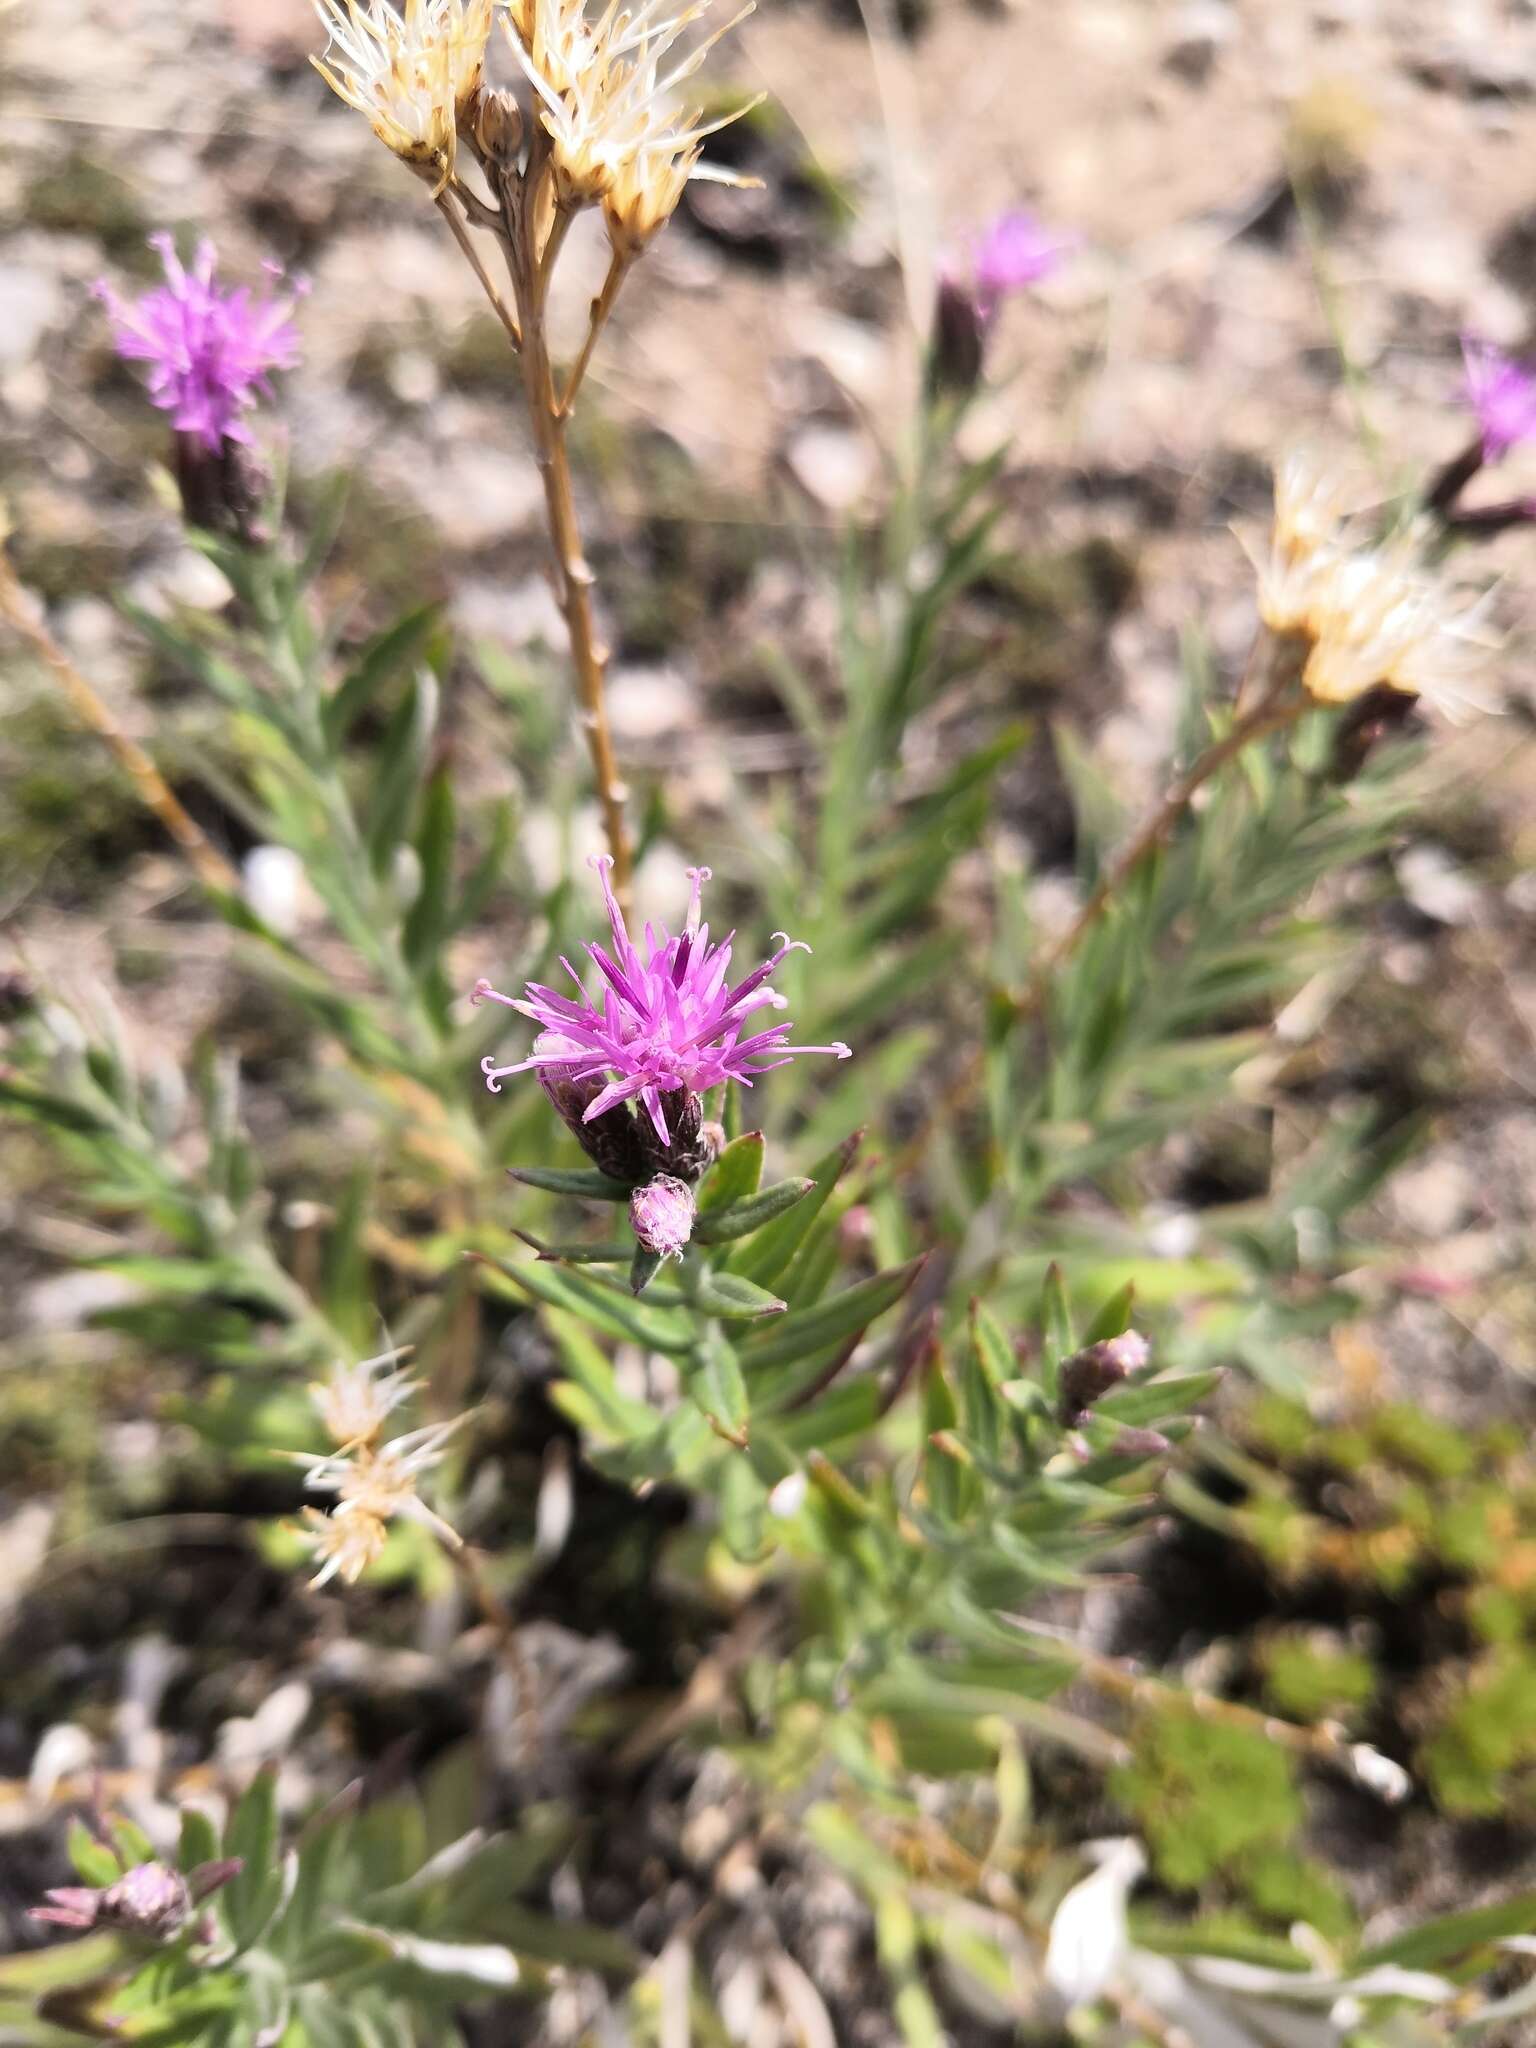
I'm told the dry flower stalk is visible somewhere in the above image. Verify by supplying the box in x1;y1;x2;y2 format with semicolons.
312;0;762;914
0;534;240;897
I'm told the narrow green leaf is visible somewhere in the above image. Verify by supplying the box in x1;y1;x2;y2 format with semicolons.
507;1165;633;1202
692;1269;786;1319
296;469;351;589
720;1456;771;1562
474;1252;696;1354
1038;1263;1074;1403
324;603;442;749
698;1131;764;1213
514;1231;630;1264
1080;1283;1135;1347
630;1245;663;1296
177;1806;223;1876
1356;1892;1536;1970
323;1168;372;1348
691;1178;813;1245
962;1299;1009;1458
729;1128;863;1290
403;767;457;972
221;1767;280;1949
364;667;438;876
1096;1370;1222;1427
687;1328;749;1438
67;1820;120;1889
740;1256;925;1372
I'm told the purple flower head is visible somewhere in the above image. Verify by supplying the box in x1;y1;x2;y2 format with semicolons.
1462;336;1536;464
95;233;304;453
631;1175;696;1259
969;209;1075;315
474;857;851;1148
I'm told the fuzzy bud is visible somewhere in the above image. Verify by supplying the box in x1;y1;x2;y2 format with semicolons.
630;1175;695;1259
1058;1330;1151;1426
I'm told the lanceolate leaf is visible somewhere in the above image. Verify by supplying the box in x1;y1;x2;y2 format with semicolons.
698;1131;765;1213
729;1129;863;1290
740;1257;926;1373
692;1269;786;1319
691;1178;814;1245
506;1165;633;1202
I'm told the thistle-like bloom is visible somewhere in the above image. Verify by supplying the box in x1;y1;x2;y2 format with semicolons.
312;1346;416;1448
313;0;494;194
970;208;1074;313
95;235;302;453
474;856;850;1147
631;1174;695;1258
1249;454;1498;722
504;0;760;252
1462;336;1536;463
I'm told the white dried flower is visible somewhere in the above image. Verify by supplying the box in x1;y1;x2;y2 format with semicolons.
1248;455;1500;721
1044;1838;1146;2012
504;0;761;249
1349;1743;1411;1804
292;1413;465;1586
312;1346;417;1448
313;0;494;194
300;1503;390;1586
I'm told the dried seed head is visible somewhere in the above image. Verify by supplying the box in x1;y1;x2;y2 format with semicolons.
503;0;761;248
294;1410;465;1587
311;1347;417;1449
630;1174;696;1258
300;1502;390;1585
1249;453;1500;721
313;0;494;194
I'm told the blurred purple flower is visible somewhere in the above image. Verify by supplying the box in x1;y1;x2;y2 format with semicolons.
474;856;851;1147
96;233;303;453
1462;336;1536;463
970;209;1075;313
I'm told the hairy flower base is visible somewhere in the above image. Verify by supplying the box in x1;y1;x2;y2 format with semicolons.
474;857;850;1152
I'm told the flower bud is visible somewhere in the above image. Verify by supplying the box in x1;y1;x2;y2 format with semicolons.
33;1861;192;1940
471;86;522;164
1058;1330;1150;1425
630;1175;695;1259
926;277;987;401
